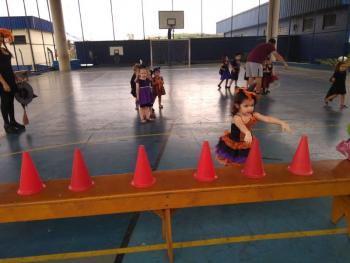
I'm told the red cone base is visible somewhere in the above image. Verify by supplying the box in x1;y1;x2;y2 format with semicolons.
17;152;45;196
242;137;266;179
131;145;156;188
69;149;94;192
288;135;313;176
194;141;218;182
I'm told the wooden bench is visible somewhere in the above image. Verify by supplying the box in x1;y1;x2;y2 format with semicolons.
0;159;349;262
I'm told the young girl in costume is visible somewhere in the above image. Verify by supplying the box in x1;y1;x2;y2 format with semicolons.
130;63;140;110
229;53;242;89
0;28;26;134
136;66;153;123
218;56;231;90
215;88;291;165
151;67;166;109
324;61;348;109
262;56;274;94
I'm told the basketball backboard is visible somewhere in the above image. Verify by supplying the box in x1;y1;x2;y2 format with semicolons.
109;46;123;56
159;11;184;29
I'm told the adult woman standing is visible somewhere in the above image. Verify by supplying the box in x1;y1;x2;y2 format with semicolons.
0;28;25;134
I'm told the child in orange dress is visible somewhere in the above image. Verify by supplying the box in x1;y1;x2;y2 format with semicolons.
151;67;166;109
216;89;291;165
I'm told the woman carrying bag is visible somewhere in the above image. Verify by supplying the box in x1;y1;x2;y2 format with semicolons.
0;28;27;134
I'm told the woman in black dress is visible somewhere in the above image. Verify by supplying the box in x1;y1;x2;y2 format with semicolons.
0;28;25;134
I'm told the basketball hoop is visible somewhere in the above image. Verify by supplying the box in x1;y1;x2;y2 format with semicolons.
167;18;176;28
159;11;184;29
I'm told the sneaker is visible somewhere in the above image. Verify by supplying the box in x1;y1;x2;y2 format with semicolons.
340;105;348;109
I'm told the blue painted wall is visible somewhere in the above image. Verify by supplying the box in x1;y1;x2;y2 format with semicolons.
75;35;347;66
75;40;150;66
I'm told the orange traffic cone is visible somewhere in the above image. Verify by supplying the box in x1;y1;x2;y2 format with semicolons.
69;149;94;192
242;137;266;178
17;152;45;195
288;135;313;176
131;145;156;188
194;141;217;182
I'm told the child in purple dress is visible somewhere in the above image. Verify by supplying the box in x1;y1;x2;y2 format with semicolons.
136;66;153;123
218;56;231;90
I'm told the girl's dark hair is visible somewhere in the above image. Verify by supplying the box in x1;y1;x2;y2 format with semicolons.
335;62;346;72
150;66;160;76
231;89;257;116
268;38;276;44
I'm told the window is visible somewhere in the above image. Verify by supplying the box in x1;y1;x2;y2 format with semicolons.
323;14;336;29
13;35;26;44
303;18;314;32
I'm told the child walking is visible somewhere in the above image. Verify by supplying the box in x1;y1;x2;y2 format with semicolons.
324;61;348;109
218;56;231;90
229;53;242;89
136;66;154;123
151;67;166;109
130;63;140;110
262;57;273;95
215;88;291;166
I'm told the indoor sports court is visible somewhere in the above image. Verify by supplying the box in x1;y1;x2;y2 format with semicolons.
0;0;350;263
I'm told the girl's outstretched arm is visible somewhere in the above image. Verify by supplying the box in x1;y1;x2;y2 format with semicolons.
233;116;253;143
253;112;291;132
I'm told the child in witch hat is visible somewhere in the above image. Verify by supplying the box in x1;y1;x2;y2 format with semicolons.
228;52;242;90
324;61;348;109
215;88;291;166
130;63;140;110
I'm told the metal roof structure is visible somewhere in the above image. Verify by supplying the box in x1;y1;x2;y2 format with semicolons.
0;16;53;33
217;0;349;33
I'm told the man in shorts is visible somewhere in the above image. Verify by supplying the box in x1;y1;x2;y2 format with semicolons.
246;38;288;94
